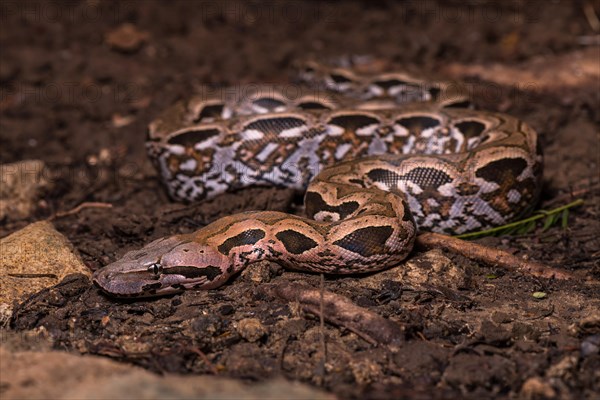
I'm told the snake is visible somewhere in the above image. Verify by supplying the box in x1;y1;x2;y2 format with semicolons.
93;60;543;298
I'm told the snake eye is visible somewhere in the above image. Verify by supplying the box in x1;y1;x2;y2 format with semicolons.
147;263;163;275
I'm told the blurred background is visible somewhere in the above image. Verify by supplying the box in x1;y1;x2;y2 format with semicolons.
1;1;598;399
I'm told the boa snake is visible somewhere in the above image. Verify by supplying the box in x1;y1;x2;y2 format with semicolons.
93;60;543;298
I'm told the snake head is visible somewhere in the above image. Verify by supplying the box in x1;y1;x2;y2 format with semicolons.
93;236;230;298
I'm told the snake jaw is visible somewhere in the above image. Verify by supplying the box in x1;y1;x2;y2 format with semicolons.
93;260;173;298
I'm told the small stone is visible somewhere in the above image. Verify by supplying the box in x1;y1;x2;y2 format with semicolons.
111;113;136;128
480;320;512;346
442;353;514;389
0;221;90;312
218;304;235;316
0;303;11;328
568;313;600;336
0;160;51;221
580;335;600;358
491;311;513;324
546;355;578;379
241;260;275;284
349;359;382;385
520;377;556;399
105;23;149;53
512;321;541;341
191;315;221;338
120;341;152;355
236;318;267;342
360;249;469;291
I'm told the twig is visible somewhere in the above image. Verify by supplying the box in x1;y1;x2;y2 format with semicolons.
415;232;574;280
277;335;292;372
454;199;584;240
583;0;600;32
303;304;379;346
263;282;404;347
188;347;218;375
49;202;113;220
577;35;600;46
316;273;327;385
7;273;58;279
541;182;599;208
525;304;555;321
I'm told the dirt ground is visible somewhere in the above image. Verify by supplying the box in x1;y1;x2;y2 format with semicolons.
1;1;599;399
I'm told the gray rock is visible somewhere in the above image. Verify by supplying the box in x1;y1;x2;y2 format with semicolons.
0;345;335;400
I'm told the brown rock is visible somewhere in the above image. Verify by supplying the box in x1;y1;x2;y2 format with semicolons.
0;345;334;400
0;221;90;311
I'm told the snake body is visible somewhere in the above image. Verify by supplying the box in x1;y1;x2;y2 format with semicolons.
93;62;543;298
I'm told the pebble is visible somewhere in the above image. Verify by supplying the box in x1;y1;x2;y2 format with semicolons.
0;160;50;221
241;260;275;284
105;23;149;53
520;377;557;399
236;318;267;342
580;334;599;358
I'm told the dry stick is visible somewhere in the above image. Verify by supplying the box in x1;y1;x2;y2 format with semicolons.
188;347;218;375
7;273;58;279
264;282;404;347
49;202;113;220
316;273;327;385
541;182;599;208
415;232;575;280
583;0;600;32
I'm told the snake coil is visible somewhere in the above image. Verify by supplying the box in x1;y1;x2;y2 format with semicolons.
93;60;543;297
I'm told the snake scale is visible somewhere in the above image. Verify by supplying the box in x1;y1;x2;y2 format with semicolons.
93;60;543;298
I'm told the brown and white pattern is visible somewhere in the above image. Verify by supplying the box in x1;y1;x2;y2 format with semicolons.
94;63;543;298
